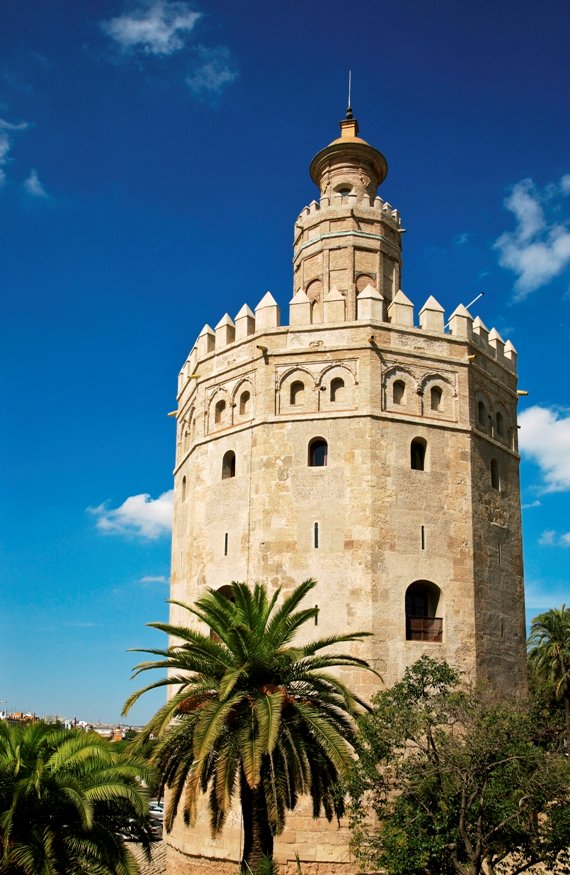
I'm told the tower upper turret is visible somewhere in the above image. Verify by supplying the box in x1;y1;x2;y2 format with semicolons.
294;112;401;322
309;112;388;205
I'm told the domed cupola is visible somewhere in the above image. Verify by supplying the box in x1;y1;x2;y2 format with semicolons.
309;110;388;205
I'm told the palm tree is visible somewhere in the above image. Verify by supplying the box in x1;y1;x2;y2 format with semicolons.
528;604;570;746
123;578;377;874
0;721;155;875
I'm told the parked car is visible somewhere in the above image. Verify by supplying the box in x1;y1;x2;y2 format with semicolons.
149;801;164;821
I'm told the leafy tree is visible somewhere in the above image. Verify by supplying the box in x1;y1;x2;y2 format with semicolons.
0;721;156;875
346;656;570;875
123;578;376;874
528;604;570;746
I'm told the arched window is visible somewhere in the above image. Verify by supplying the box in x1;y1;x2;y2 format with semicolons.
430;386;442;411
330;377;345;403
393;380;405;405
181;475;187;501
411;438;426;471
496;411;504;437
405;581;442;641
222;450;236;480
290;381;305;406
239;390;251;416
307;280;323;324
309;438;328;467
491;458;500;490
478;400;487;428
215;399;226;424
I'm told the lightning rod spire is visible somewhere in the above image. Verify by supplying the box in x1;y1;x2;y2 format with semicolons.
346;70;353;119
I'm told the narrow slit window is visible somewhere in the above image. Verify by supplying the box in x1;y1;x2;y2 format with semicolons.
181;475;187;501
498;543;502;565
411;439;426;471
491;458;500;490
496;411;504;436
314;522;319;549
224;533;228;556
315;605;319;626
500;618;504;639
421;525;425;550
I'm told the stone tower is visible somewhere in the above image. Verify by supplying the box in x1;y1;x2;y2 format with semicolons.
167;112;527;874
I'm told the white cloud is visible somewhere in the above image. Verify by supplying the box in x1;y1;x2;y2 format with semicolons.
102;1;201;55
88;489;173;539
140;574;169;584
24;169;48;198
493;176;570;300
537;530;570;548
0;117;29;187
186;45;237;96
522;499;541;509
519;406;570;492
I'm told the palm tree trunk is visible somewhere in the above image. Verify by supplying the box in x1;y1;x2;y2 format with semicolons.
240;769;274;874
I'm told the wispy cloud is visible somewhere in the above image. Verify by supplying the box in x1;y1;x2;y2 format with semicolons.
102;1;201;55
519;406;570;492
64;622;96;627
493;176;570;300
24;168;48;197
88;489;173;539
139;574;169;584
538;530;570;548
100;2;237;99
522;499;541;509
186;45;237;96
0;117;29;187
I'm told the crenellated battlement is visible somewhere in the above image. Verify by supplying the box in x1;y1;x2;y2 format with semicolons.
295;192;402;228
177;288;517;394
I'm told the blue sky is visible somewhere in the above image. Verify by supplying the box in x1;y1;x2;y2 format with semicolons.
1;0;569;724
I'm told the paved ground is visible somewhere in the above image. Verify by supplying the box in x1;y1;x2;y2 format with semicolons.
130;841;167;875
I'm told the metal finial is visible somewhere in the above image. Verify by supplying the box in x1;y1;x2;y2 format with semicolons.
346;70;353;119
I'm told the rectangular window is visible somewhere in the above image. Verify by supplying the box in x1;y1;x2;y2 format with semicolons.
315;604;319;626
421;526;425;550
224;533;228;556
314;522;319;549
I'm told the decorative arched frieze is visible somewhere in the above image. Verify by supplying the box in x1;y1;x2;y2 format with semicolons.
383;366;418;414
420;373;457;421
232;378;255;423
208;387;231;433
317;363;357;411
277;367;318;414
